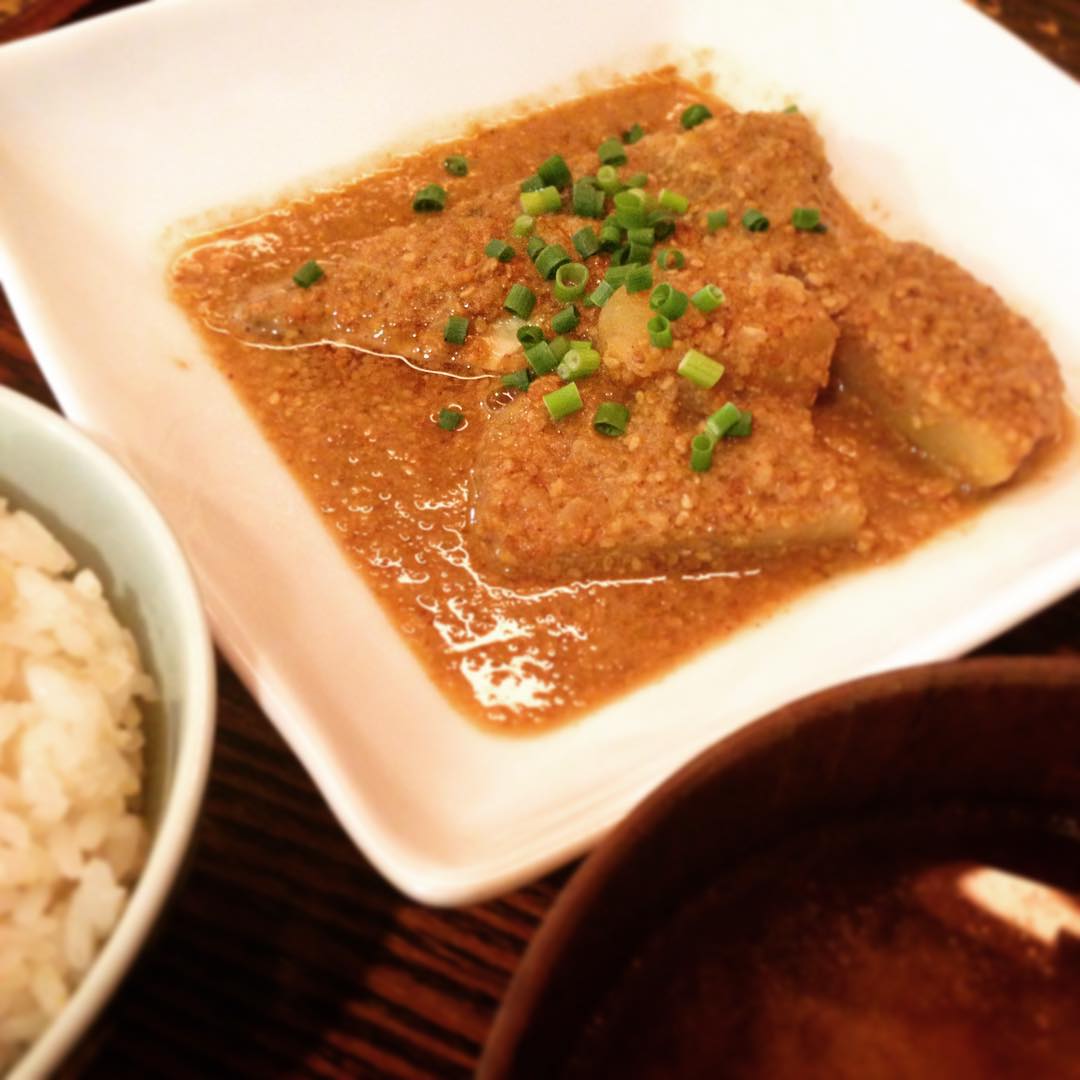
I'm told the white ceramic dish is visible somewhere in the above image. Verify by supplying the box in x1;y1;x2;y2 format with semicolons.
0;0;1077;905
0;386;215;1079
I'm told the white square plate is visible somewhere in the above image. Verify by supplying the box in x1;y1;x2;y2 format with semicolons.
1;0;1078;904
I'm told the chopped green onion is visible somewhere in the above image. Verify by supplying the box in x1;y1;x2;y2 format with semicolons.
627;226;655;247
551;304;580;334
705;402;742;440
438;407;464;431
647;314;673;348
292;260;324;288
597;136;628;166
521;186;562;215
649;213;676;241
527;235;546;261
706;210;730;232
594;401;630;436
649;283;689;320
543;381;583;421
501;369;532;391
598;223;622;251
605;263;633;287
658;189;689;214
729;408;753;437
570;339;593;350
690;432;715;471
538;154;572;190
504;283;537;319
742;208;770;232
535;243;571;280
572;227;601;259
614;205;648;229
657;248;685;270
627;241;653;265
792;207;823;231
512;214;536;237
614;189;647;210
587;280;616;308
783;103;799;114
691;284;725;313
613;192;648;227
525;340;558;375
443;155;468;177
549;335;571;362
516;324;545;346
596;165;622;196
609;244;633;268
443;315;469;344
520;174;544;192
484;238;515;262
625;264;653;294
624;172;649;189
681;103;713;130
572;178;606;218
678;348;724;388
557;347;601;381
412;184;447;212
622;123;645;144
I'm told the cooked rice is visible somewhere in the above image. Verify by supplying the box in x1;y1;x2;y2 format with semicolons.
0;499;152;1068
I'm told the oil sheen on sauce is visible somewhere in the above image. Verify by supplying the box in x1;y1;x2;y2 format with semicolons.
170;73;1012;731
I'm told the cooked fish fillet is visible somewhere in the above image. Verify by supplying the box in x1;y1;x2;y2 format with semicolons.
470;380;865;581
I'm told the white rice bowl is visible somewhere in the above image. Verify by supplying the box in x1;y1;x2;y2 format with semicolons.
0;499;153;1068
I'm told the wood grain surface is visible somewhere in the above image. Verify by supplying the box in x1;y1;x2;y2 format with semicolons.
2;3;1078;1076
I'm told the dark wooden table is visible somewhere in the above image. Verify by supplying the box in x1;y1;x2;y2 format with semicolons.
2;2;1078;1076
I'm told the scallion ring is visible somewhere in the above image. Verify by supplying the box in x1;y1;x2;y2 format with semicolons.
551;304;580;334
680;103;713;130
625;264;653;294
538;154;572;190
597;136;628;167
484;238;515;262
504;283;537;320
292;260;324;288
516;324;545;346
593;401;630;436
535;243;571;281
690;432;715;471
647;314;673;348
543;382;583;421
678;348;724;388
649;283;689;320
412;184;447;212
443;315;469;344
691;284;725;313
438;407;464;431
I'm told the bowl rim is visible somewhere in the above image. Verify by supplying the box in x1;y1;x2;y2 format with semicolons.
479;654;1080;1078
0;385;217;1080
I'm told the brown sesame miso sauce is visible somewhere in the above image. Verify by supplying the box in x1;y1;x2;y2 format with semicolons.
170;71;1065;731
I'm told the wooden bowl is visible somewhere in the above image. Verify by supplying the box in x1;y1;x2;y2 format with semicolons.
480;657;1080;1079
0;0;98;44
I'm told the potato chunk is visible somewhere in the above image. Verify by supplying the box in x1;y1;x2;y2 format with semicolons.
598;267;836;407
